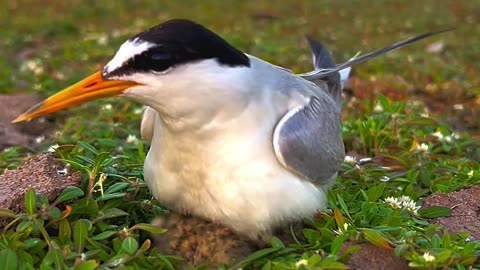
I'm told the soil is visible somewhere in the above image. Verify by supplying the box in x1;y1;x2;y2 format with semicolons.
0;153;83;227
342;242;410;270
151;213;257;269
0;93;55;151
422;185;480;240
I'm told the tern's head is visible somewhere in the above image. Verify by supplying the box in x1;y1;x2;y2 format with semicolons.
13;19;251;123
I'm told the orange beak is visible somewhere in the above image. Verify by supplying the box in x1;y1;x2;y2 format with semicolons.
12;71;140;123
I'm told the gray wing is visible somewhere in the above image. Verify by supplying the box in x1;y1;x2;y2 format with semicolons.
273;94;345;184
300;28;453;81
303;36;345;106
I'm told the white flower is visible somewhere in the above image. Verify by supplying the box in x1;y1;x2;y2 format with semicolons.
467;170;474;177
48;144;59;153
417;143;429;152
35;135;45;144
384;197;402;209
2;147;13;153
384;195;420;215
295;259;309;268
432;131;444;140
374;103;383;112
453;104;464;110
21;59;44;75
333;223;350;236
422;252;435;262
344;156;357;164
133;108;143;115
102;104;112;110
97;34;109;45
433;131;459;143
126;134;139;144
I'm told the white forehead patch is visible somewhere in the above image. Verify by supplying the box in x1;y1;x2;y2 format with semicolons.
103;38;156;75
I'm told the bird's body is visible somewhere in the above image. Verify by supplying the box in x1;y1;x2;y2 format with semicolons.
136;56;338;236
13;19;450;239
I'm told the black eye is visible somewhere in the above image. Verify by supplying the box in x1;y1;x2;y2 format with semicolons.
150;51;171;61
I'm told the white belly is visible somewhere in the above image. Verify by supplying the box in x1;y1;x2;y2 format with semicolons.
143;118;328;237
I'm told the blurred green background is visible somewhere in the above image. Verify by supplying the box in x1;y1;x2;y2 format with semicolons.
1;0;479;95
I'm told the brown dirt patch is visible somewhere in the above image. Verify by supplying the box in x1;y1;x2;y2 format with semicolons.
151;213;257;269
0;93;54;151
0;153;83;227
343;242;410;270
421;185;480;240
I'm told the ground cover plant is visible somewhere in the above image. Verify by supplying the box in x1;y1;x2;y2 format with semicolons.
0;1;479;269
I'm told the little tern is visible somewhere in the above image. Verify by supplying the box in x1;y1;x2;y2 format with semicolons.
14;19;450;239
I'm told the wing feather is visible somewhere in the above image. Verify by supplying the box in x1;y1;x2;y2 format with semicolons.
273;95;344;184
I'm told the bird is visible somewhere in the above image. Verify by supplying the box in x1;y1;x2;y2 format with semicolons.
13;19;450;240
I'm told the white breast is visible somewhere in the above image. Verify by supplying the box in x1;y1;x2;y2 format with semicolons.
142;76;329;237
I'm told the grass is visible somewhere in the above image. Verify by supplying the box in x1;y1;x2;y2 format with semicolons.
0;1;479;269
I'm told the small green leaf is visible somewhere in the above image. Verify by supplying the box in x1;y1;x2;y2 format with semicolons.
105;182;130;194
92;152;111;174
97;193;127;201
331;234;347;255
16;221;34;233
38;194;49;208
122;237;139;254
0;208;16;218
73;260;99;270
431;234;441;248
363;229;391;250
0;248;18;270
22;238;44;249
75;198;99;216
43;245;64;269
366;182;386;202
25;188;36;215
93;208;129;223
302;229;323;243
78;141;99;155
443;232;453;248
59;219;72;244
48;207;61;219
270;237;285;248
436;250;452;263
418;206;451;218
74;219;92;252
90;231;117;240
130;223;167;234
54;187;84;205
16;250;34;269
104;253;131;267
